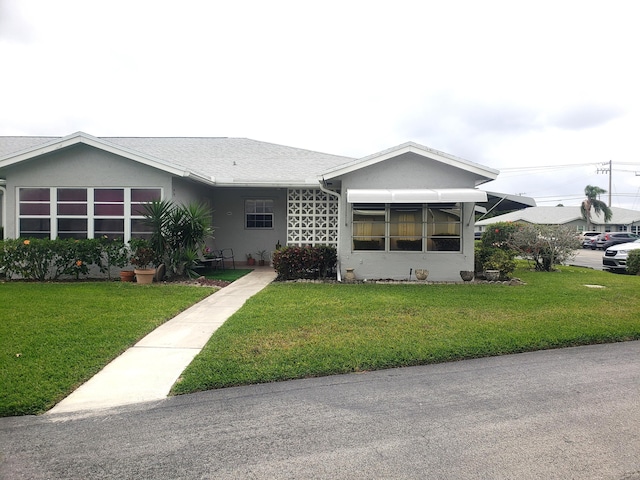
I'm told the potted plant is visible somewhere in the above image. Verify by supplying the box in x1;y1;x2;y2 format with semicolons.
256;249;268;266
129;238;157;284
415;269;429;280
246;253;255;266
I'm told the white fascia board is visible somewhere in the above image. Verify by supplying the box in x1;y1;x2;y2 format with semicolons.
322;143;499;182
0;131;217;186
347;188;488;203
213;179;321;188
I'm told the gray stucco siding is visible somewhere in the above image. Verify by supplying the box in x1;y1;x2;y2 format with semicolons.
337;201;477;282
334;153;480;282
211;187;287;264
339;152;482;189
2;145;173;238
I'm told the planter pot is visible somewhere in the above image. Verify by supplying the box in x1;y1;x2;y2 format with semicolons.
134;268;157;284
344;268;356;283
459;270;474;282
484;270;500;281
247;258;256;266
119;270;135;282
415;269;429;281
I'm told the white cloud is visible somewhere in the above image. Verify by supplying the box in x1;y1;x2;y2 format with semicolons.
1;0;640;207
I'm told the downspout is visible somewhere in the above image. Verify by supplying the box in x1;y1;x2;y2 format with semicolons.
0;180;6;240
319;178;342;282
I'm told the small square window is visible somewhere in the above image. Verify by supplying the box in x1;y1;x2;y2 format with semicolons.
246;199;274;229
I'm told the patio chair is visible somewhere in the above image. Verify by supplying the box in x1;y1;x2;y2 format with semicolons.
201;248;235;271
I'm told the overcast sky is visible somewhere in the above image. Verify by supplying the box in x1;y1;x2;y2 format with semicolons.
2;0;639;209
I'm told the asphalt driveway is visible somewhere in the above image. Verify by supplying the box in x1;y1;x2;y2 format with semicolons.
1;341;639;479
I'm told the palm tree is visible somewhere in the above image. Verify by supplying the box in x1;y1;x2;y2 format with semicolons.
581;185;612;230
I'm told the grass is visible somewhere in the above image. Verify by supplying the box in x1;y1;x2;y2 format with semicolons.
172;265;640;394
0;282;215;416
201;268;253;282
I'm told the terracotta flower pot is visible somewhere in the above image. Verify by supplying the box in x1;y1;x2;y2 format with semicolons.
119;270;135;282
134;268;156;284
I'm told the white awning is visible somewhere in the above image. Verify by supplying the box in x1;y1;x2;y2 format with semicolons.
346;188;488;203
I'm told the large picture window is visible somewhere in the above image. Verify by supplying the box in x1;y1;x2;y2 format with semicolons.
352;203;462;252
18;187;161;240
245;199;274;229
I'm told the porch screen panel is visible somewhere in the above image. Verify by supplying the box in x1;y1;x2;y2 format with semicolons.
287;189;338;246
390;205;422;251
352;205;385;251
427;203;461;251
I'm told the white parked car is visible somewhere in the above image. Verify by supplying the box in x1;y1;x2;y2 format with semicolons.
602;239;640;271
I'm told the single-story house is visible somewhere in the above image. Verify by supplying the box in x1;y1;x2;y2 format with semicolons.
475;205;640;235
0;132;500;281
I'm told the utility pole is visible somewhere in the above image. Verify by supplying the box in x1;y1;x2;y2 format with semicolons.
597;160;612;207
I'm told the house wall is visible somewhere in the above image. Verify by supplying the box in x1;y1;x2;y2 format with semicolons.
1;144;174;239
335;153;481;282
211;187;287;265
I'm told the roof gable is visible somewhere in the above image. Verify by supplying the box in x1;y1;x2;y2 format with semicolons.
0;132;216;185
320;142;499;186
475;206;640;226
0;132;353;187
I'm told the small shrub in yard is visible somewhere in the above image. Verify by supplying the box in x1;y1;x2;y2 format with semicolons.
626;250;640;275
272;245;337;281
475;222;521;278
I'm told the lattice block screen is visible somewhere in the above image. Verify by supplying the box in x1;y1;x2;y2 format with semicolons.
287;188;339;246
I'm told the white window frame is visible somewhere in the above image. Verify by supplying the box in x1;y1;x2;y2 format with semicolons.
245;198;274;229
17;187;162;241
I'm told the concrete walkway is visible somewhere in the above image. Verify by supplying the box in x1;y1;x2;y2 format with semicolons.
48;268;277;415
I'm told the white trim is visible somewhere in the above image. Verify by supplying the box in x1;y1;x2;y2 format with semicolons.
322;142;499;184
0;132;216;187
16;186;162;241
347;188;488;204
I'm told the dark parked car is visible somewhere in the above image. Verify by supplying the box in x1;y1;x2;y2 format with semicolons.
595;232;640;250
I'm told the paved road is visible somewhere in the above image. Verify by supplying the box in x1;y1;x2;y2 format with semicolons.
1;341;639;479
570;247;606;270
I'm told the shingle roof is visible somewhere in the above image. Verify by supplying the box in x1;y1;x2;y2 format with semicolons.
0;134;354;185
475;206;640;226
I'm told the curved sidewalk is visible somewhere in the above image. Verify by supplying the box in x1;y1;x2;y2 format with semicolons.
48;268;277;415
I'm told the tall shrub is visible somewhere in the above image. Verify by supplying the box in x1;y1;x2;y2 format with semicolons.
141;200;214;278
507;223;580;271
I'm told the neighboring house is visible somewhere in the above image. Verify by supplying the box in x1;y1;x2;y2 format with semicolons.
0;132;499;281
475;206;640;235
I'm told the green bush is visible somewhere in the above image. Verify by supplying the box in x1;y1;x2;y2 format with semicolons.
0;237;128;281
482;248;517;279
272;245;337;281
475;222;521;279
626;250;640;275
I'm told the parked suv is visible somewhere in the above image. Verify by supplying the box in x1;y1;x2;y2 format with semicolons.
603;239;640;271
581;231;601;248
595;232;639;250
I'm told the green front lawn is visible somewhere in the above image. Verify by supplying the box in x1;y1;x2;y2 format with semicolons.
3;265;640;417
0;282;215;416
172;265;640;394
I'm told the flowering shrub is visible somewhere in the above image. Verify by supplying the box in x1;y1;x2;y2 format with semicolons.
272;245;337;281
0;237;129;281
